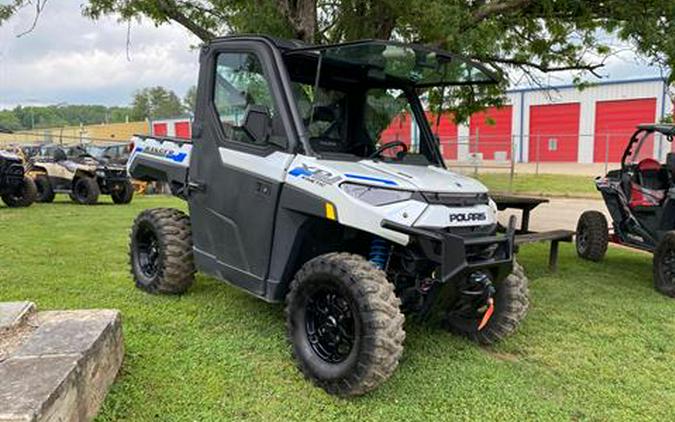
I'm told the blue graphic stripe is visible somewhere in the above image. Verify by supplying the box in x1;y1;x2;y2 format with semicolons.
289;167;312;177
134;146;187;163
344;173;398;186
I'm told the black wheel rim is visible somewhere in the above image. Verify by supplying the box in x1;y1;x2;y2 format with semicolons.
136;223;160;279
75;182;88;199
305;287;356;364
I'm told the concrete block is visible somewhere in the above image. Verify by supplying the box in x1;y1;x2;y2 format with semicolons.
0;308;123;422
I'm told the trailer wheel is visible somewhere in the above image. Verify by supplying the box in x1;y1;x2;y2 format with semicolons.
111;180;134;204
576;210;608;261
34;174;55;203
129;208;195;294
2;176;37;208
445;260;529;345
72;176;100;205
653;232;675;298
285;253;405;396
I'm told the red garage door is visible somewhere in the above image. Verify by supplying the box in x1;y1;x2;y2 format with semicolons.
380;114;411;146
470;106;513;160
428;112;458;160
529;103;580;162
153;122;168;137
175;121;191;139
594;98;657;163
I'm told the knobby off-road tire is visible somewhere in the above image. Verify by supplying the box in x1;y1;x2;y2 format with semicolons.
653;231;675;298
576;210;608;261
129;208;195;294
285;253;405;396
72;176;100;205
446;260;529;346
1;176;37;208
34;174;55;203
111;180;134;204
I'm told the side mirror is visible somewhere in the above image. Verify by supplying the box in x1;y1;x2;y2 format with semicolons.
242;105;272;145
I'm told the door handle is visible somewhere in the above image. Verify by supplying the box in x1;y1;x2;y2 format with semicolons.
255;180;272;196
187;180;206;194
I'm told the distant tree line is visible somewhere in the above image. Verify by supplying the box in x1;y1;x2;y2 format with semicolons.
0;85;197;131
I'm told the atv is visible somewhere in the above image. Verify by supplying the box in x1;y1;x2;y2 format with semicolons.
0;149;37;208
126;35;530;396
28;145;134;205
576;124;675;296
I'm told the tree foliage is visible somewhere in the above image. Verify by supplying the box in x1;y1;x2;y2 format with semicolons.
0;104;133;131
3;0;674;121
130;86;185;120
183;85;197;115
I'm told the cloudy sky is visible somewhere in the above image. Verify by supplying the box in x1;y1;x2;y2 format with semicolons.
0;2;665;110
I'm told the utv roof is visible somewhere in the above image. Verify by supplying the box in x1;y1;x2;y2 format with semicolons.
637;124;675;137
212;34;499;87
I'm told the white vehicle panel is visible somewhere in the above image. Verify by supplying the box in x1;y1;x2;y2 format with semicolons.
128;136;193;171
218;148;294;182
414;204;496;228
285;155;494;245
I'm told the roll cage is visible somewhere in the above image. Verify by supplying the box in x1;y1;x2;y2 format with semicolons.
621;124;675;170
207;36;500;165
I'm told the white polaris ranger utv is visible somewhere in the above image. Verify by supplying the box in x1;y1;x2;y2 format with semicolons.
127;35;529;396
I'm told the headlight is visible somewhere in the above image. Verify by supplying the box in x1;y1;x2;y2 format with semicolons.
341;183;412;206
96;170;106;177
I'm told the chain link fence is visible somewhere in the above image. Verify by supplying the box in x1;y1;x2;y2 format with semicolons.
436;131;671;191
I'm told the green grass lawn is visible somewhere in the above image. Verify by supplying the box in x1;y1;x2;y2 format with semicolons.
477;173;599;198
1;196;674;420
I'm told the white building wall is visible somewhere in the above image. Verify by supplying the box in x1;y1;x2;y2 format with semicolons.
511;78;666;163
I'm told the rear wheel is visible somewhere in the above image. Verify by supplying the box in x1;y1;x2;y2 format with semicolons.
129;208;195;294
111;180;134;204
576;211;608;261
1;176;37;208
445;260;529;345
286;253;405;396
72;176;99;205
653;232;675;298
34;174;55;203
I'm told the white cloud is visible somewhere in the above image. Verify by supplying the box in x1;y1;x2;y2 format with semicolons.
0;1;200;109
0;2;666;109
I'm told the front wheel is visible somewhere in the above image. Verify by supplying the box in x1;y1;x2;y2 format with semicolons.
653;232;675;298
111;180;134;204
576;210;608;261
285;253;405;396
72;176;100;205
129;208;195;294
34;174;55;203
445;260;529;345
1;176;37;208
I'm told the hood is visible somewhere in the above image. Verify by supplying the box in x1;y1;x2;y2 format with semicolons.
319;159;488;193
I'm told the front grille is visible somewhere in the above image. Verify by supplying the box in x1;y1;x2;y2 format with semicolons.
421;192;489;207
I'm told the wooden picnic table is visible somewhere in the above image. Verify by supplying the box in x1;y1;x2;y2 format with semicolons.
491;194;549;234
491;194;573;271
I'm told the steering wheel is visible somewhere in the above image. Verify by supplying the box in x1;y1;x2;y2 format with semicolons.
369;140;409;160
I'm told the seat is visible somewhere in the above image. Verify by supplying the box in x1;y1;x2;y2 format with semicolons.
629;158;668;208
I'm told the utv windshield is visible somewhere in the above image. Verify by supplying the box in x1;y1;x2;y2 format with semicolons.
283;41;497;165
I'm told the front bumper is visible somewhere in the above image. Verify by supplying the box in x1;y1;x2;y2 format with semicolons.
381;217;516;317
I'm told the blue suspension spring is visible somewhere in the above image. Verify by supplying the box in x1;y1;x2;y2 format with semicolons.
369;237;390;270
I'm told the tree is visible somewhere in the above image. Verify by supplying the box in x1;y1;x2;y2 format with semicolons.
131;86;184;120
183;85;197;115
3;0;674;120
